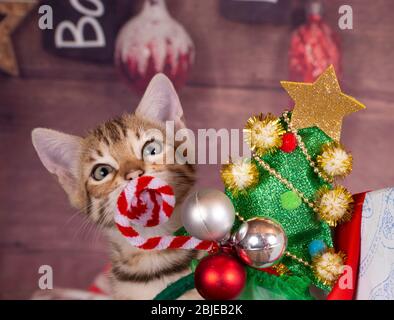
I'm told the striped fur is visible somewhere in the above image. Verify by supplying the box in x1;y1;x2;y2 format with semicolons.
36;114;198;299
32;74;200;299
77;114;198;299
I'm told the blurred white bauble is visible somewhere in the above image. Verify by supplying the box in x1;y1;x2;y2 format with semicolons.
115;0;195;94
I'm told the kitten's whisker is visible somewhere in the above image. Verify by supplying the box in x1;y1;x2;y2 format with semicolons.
70;200;110;241
64;200;97;226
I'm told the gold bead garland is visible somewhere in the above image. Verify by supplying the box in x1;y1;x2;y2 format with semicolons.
229;210;345;284
252;154;320;214
284;251;311;267
272;263;291;276
282;111;332;184
233;110;351;287
282;112;353;226
235;211;245;222
285;249;346;285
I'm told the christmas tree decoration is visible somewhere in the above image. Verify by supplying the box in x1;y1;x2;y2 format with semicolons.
281;65;366;142
317;142;353;179
0;0;37;76
221;158;259;195
244;113;286;157
83;191;380;300
116;176;216;251
194;253;246;300
280;132;297;153
289;0;341;83
308;240;327;258
312;249;346;286
181;189;235;242
281;111;329;184
219;65;362;298
233;218;287;269
280;191;302;211
115;0;194;94
316;185;353;227
148;65;366;300
252;153;322;216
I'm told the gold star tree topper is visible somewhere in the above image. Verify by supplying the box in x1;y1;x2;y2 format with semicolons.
0;0;37;76
281;65;365;142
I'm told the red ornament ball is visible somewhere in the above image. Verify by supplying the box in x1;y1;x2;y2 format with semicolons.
280;132;297;153
194;253;246;300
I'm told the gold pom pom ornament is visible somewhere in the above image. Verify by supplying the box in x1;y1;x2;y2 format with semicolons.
312;249;346;286
317;142;353;179
316;186;353;227
244;113;285;157
221;158;259;195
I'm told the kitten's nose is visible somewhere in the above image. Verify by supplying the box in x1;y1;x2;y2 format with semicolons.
125;170;144;181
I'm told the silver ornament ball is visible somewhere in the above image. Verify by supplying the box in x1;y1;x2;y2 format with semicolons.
234;217;287;268
181;189;235;241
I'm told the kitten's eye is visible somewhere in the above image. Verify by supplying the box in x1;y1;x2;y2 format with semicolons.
91;164;114;181
142;140;163;160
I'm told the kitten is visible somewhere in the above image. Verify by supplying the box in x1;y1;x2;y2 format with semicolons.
31;74;200;299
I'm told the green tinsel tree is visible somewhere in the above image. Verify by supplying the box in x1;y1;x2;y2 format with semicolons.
164;65;364;300
223;114;334;299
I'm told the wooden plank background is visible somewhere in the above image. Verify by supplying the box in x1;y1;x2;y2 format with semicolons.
1;0;393;299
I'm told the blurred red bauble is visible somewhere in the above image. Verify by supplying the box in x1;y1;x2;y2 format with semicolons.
194;253;246;300
289;0;341;82
280;132;297;153
115;0;194;94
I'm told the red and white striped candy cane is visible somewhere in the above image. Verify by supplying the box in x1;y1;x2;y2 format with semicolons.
115;176;216;251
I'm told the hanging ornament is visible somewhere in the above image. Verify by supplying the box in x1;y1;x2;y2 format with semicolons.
312;249;346;286
289;0;341;83
221;158;259;195
116;176;216;251
181;189;235;242
233;217;287;269
194;253;246;300
316;186;353;227
115;0;195;94
244;113;286;157
317;142;353;179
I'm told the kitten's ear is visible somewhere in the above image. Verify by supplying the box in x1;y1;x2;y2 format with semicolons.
135;73;185;128
32;128;83;198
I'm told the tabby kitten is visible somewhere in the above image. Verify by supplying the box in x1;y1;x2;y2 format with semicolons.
32;74;200;299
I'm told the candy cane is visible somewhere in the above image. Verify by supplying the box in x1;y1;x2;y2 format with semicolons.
115;176;216;251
